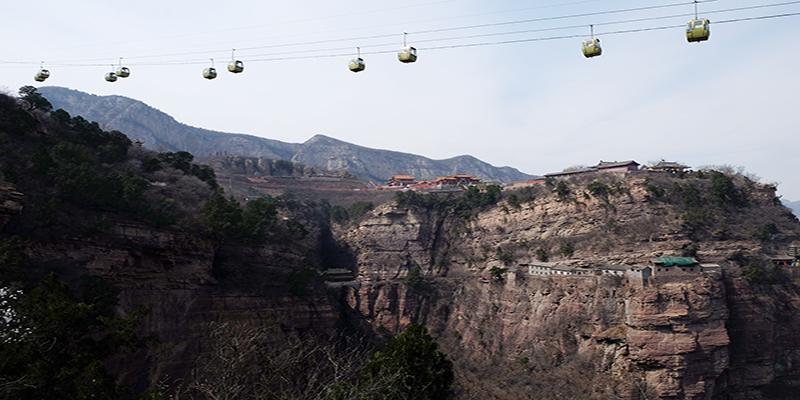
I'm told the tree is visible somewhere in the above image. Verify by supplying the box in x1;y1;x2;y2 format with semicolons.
200;191;243;240
0;274;143;400
559;242;575;258
240;197;278;240
709;171;747;207
18;86;52;112
490;266;509;281
362;324;454;400
555;181;571;201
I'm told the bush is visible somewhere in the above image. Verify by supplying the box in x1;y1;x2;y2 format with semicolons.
536;247;550;262
753;223;780;242
709;171;747;207
587;181;610;199
555;181;571;201
404;264;424;289
362;324;454;400
273;159;295;175
645;181;665;200
490;266;508;281
0;274;145;399
743;264;784;284
331;202;375;225
682;243;699;258
496;247;514;266
560;242;575;258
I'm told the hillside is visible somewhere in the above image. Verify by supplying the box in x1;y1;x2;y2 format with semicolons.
341;171;800;399
38;86;534;183
4;88;800;399
783;199;800;216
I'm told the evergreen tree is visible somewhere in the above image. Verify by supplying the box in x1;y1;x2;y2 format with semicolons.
362;324;454;400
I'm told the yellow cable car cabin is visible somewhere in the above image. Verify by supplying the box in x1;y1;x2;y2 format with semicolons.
228;60;244;73
686;18;710;43
398;46;417;63
34;69;50;82
582;38;602;58
203;67;217;80
349;57;365;73
105;72;118;82
116;66;130;78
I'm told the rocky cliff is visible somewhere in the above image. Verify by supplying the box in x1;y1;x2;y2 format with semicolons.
339;173;800;399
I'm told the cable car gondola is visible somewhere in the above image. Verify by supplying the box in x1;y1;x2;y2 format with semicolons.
582;25;602;58
686;19;710;42
228;49;244;73
349;47;366;72
398;33;417;63
203;59;218;79
34;66;50;82
105;72;118;82
686;1;711;43
116;58;130;78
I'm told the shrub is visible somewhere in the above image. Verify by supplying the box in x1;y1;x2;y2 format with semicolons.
489;266;509;281
362;324;454;400
587;181;610;200
0;274;145;399
273;159;295;175
536;247;550;262
645;181;665;200
404;264;424;289
560;242;575;258
682;243;699;258
555;181;571;201
349;202;375;220
753;223;780;242
673;183;703;208
743;264;784;284
709;171;747;207
496;247;514;266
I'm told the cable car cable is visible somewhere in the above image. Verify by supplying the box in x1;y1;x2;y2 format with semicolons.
3;7;799;68
21;0;725;65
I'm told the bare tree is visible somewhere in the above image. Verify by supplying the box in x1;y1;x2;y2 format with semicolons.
175;322;406;400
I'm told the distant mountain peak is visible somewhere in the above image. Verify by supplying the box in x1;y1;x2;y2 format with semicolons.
304;134;344;145
39;87;535;183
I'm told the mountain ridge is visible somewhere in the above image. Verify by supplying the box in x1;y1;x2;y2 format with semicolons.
38;87;535;183
783;199;800;216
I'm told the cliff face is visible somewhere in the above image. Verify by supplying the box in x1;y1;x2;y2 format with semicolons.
0;183;338;389
340;174;800;399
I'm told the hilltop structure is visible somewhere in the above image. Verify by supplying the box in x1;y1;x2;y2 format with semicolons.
544;160;640;179
379;174;482;191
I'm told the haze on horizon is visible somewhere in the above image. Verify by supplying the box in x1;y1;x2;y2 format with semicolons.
2;0;798;198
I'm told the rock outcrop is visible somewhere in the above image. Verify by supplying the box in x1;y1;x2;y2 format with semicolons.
340;174;800;399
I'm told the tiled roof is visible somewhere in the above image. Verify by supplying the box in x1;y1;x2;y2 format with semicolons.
650;161;689;169
596;160;640;169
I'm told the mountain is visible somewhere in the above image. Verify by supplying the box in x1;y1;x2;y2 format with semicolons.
783;199;800;216
38;87;534;183
293;134;532;183
38;86;299;160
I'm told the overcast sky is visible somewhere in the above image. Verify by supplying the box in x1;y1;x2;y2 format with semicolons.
2;0;799;198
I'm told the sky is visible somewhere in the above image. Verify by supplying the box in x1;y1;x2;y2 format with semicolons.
2;0;799;198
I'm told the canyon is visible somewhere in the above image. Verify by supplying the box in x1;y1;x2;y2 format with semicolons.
2;93;799;399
